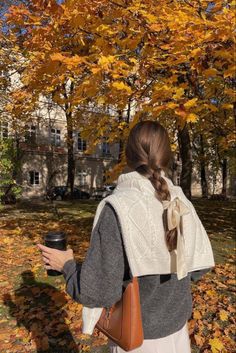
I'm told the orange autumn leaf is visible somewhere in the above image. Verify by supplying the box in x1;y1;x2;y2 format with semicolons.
194;333;205;346
193;310;202;320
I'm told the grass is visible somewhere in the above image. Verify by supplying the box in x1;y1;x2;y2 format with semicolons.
191;198;235;264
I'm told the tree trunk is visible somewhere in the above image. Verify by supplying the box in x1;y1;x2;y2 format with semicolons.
177;123;192;199
233;101;236;128
222;157;227;196
63;80;75;198
12;136;22;180
66;111;75;198
118;110;123;163
199;134;208;198
118;100;131;163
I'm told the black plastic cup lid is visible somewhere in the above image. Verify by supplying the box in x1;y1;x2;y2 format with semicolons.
45;231;66;241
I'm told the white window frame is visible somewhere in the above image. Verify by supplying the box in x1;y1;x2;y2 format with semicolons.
78;170;87;186
25;125;37;144
29;170;40;185
50;128;61;146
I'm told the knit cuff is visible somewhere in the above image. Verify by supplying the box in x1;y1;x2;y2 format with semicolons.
62;259;77;281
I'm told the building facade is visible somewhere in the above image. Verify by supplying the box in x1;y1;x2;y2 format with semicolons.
1;113;120;198
0;115;235;199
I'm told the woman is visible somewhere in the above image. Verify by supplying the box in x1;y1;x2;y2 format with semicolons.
38;120;215;353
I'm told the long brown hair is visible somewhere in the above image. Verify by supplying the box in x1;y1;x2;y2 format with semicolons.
125;120;177;252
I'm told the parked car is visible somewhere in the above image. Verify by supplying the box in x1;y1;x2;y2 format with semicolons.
45;186;67;201
70;187;90;200
91;185;116;200
91;188;104;200
45;186;90;200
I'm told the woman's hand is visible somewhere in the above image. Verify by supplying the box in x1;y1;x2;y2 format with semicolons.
37;244;74;272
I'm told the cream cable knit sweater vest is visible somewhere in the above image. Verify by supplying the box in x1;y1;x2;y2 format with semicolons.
82;170;215;334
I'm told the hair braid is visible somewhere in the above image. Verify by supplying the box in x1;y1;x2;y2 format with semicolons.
148;167;177;252
125;120;178;252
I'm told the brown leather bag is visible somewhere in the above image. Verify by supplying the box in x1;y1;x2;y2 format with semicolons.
95;276;144;351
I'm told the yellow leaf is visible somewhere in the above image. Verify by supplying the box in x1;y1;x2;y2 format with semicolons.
184;98;198;109
91;67;100;74
186;113;198;122
203;68;218;78
206;289;217;296
219;310;228;321
96;24;110;31
149;23;162;31
97;97;105;104
221;103;233;109
22;336;31;344
112;73;121;79
3;237;14;245
173;88;185;99
50;53;66;62
171;143;177;151
80;37;85;46
140;10;157;23
112;81;132;94
31;264;41;273
129;58;138;64
201;12;207;21
209;338;225;353
167;102;178;109
155;84;171;92
98;55;115;67
63;55;82;67
205;103;218;112
224;88;235;98
190;48;202;57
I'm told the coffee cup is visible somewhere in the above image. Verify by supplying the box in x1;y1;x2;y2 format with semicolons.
44;231;67;276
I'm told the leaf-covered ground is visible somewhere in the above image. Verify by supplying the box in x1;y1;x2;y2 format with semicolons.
0;198;235;353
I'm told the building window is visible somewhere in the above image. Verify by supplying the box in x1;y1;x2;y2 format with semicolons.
78;169;87;186
0;122;8;138
29;171;40;185
51;128;61;146
101;138;110;156
25;125;37;144
78;132;87;152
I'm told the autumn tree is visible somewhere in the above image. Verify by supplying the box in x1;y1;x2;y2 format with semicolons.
5;0;235;197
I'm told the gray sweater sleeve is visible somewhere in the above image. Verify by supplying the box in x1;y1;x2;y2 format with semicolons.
62;202;126;308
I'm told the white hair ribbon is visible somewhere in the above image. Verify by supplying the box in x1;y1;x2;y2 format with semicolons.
162;196;191;280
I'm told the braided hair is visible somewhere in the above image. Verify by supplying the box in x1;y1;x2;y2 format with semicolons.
125;120;177;251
